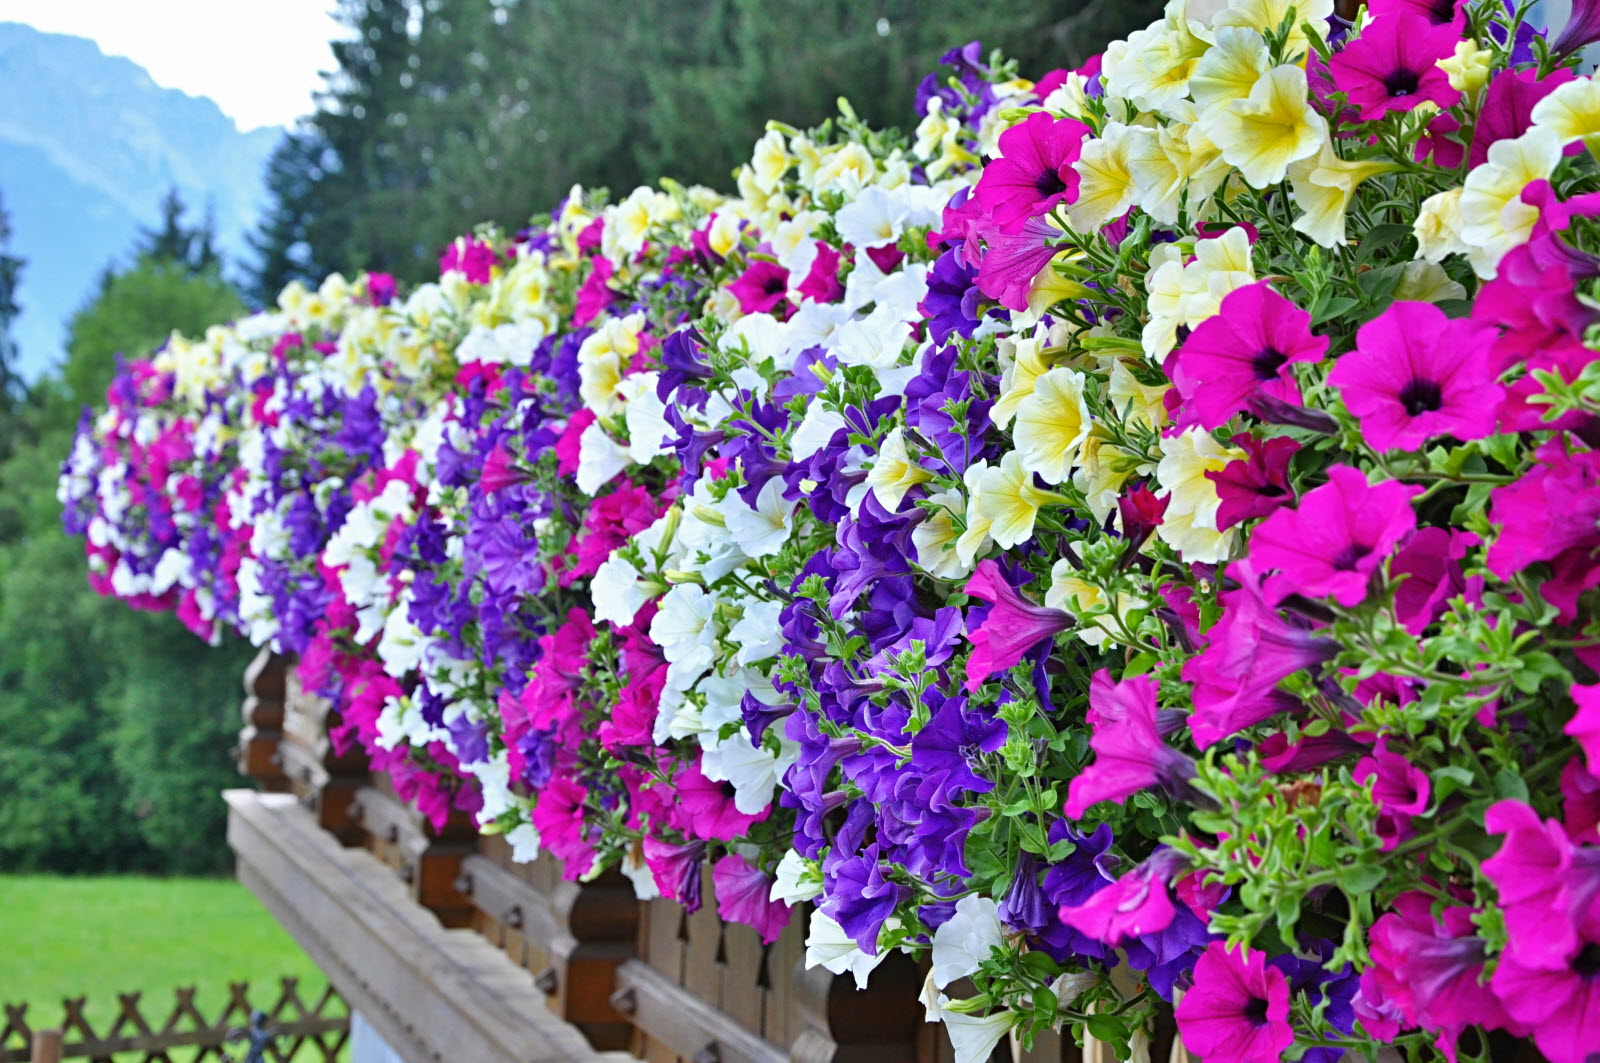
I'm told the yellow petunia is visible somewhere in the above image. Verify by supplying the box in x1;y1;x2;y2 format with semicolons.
972;452;1055;549
1532;76;1600;155
1070;124;1142;233
1013;368;1094;485
1287;136;1401;247
1203;64;1327;188
1458;127;1562;277
865;427;934;512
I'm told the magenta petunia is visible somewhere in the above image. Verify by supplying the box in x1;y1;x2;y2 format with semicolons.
1174;941;1294;1063
1064;670;1194;818
962;560;1074;691
975;215;1062;311
1367;893;1518;1047
1481;799;1600;971
530;774;597;879
1328;13;1462;122
1327;301;1503;451
1471;67;1576;168
1057;850;1183;946
1389;527;1473;635
677;759;771;841
642;836;707;912
1568;683;1600;777
1553;0;1600;56
1485;440;1600;622
712;853;794;945
728;259;791;316
1182;561;1339;749
1368;0;1462;25
1206;434;1300;531
970;111;1090;230
1353;741;1431;850
1166;282;1328;432
1249;465;1421;608
1490;924;1600;1063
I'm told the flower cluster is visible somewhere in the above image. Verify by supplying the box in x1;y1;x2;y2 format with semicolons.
62;10;1600;1061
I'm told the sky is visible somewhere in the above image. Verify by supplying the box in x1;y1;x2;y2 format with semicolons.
0;0;348;130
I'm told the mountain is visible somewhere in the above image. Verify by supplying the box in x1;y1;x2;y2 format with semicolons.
0;22;284;379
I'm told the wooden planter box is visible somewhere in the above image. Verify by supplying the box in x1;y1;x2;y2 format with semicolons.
230;649;1183;1063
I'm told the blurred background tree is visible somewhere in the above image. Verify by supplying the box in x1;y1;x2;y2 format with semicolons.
0;188;252;874
248;0;1162;298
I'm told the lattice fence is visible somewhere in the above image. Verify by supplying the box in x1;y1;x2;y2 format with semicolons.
0;978;348;1062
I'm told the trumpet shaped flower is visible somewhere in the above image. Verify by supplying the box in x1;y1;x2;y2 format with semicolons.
1204;64;1328;188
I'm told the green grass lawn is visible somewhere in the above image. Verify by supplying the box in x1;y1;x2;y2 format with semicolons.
0;875;331;1038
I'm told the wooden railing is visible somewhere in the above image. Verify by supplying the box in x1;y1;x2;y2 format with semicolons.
231;649;1186;1063
0;977;348;1062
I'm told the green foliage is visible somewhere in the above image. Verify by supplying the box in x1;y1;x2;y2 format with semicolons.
247;0;1165;294
0;192;251;874
0;875;327;1031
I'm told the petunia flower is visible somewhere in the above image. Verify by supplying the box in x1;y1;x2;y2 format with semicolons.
1490;929;1600;1063
1058;849;1185;946
727;259;791;316
1568;683;1600;777
1327;12;1461;122
1249;465;1421;608
1206;433;1299;530
961;559;1073;691
1166;281;1327;432
1367;893;1517;1049
676;759;771;841
1326;301;1503;451
970;111;1090;229
713;853;793;945
1065;670;1196;818
1204;64;1328;188
1353;741;1431;850
1183;560;1339;748
642;836;707;913
1485;440;1600;622
1174;941;1294;1063
931;894;1006;989
1552;0;1600;56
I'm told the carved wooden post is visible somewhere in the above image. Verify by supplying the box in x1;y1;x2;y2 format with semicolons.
460;836;639;1050
237;648;288;792
275;658;370;846
349;774;477;929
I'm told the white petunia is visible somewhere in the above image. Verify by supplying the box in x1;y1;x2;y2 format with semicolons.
804;912;888;989
576;421;631;495
723;477;795;558
931;895;1006;989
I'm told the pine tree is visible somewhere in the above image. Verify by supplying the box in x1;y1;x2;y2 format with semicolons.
136;188;222;276
0;188;26;458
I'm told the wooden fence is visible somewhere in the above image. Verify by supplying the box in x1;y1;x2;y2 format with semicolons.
0;978;348;1063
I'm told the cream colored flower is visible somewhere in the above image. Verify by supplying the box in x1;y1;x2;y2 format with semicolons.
865;427;934;512
1204;64;1327;188
1458;127;1562;277
1288;136;1401;247
1532;76;1600;154
972;451;1053;549
1154;427;1243;562
1014;368;1093;485
1070;124;1141;232
1189;27;1271;119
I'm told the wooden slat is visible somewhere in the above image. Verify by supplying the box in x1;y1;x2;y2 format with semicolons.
612;961;784;1063
717;923;766;1034
226;789;626;1063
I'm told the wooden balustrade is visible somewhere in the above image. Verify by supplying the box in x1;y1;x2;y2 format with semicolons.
229;649;1188;1063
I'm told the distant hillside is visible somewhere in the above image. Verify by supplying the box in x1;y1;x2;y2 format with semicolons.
0;22;282;378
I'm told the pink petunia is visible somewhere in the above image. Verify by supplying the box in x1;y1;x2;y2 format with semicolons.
969;112;1090;230
1057;850;1183;946
1328;13;1461;122
1174;942;1294;1063
712;854;794;945
1182;561;1338;749
974;215;1062;311
728;258;791;316
1485;440;1600;623
1389;527;1473;635
530;774;597;879
1327;301;1502;451
1353;741;1431;850
1490;926;1600;1063
1249;465;1421;608
1569;683;1600;778
676;759;771;841
642;836;707;912
1367;893;1518;1049
1064;670;1194;818
1206;434;1300;531
1166;282;1327;432
962;560;1074;691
